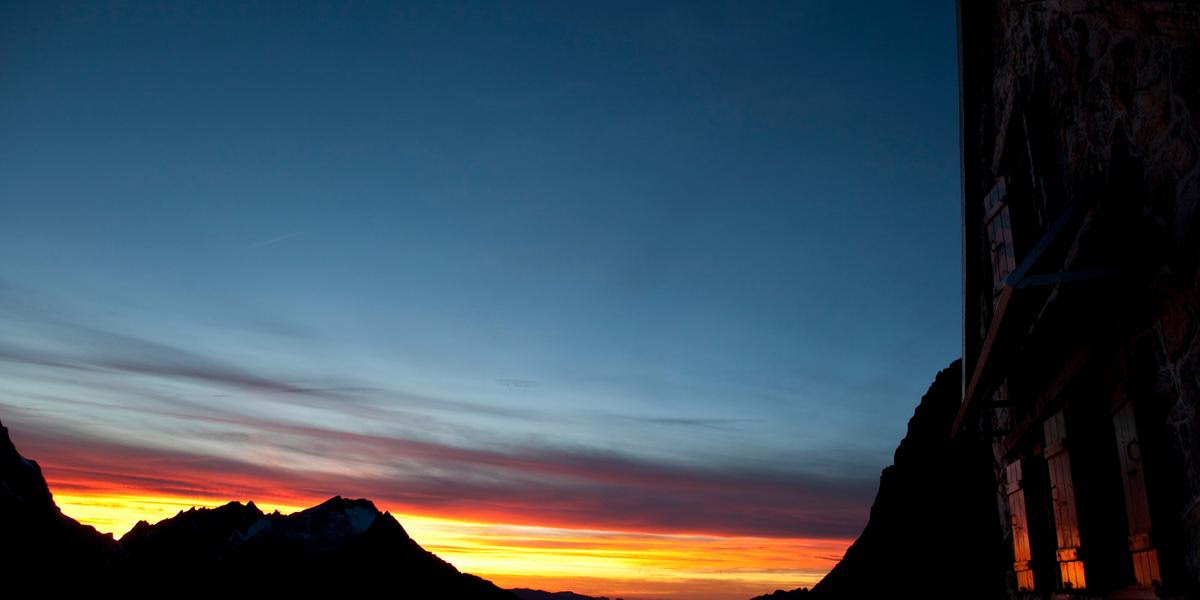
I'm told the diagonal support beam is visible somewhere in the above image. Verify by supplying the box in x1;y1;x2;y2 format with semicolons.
954;197;1091;438
1005;196;1085;288
1015;267;1120;289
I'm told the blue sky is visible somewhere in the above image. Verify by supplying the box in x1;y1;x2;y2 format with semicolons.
0;0;960;542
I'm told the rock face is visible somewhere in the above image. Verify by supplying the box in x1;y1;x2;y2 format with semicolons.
0;420;117;571
752;361;1006;599
0;418;513;597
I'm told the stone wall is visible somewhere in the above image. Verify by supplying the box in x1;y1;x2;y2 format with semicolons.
963;0;1200;591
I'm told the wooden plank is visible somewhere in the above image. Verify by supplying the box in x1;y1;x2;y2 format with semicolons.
1061;560;1087;590
1132;549;1161;588
1016;568;1035;592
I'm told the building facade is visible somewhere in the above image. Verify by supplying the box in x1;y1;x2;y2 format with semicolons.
957;2;1200;598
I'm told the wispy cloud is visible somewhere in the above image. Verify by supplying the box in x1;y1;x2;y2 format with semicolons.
623;416;752;429
247;230;304;249
0;284;877;540
495;378;539;388
8;419;873;539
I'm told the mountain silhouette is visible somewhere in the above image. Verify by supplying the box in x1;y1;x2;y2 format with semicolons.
0;420;117;572
511;589;613;600
0;417;515;597
750;361;1005;599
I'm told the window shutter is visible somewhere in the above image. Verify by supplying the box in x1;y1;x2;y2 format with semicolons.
984;177;1016;294
1113;402;1161;588
1044;410;1086;590
1005;460;1036;591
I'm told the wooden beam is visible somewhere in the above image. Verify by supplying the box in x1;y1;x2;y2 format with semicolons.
1005;196;1084;288
1015;267;1120;289
954;198;1090;438
953;284;1014;437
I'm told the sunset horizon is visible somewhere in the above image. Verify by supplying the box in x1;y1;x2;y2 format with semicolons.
1;3;960;597
8;1;1198;598
20;427;853;599
44;487;849;599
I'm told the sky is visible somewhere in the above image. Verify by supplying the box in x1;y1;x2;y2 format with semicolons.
0;2;960;598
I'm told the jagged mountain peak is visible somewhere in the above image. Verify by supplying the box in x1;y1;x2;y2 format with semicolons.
310;495;378;512
245;495;390;547
119;497;267;560
293;495;385;534
0;420;55;513
0;416;514;597
0;418;118;569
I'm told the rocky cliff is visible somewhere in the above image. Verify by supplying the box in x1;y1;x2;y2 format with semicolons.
754;361;1006;599
0;420;117;573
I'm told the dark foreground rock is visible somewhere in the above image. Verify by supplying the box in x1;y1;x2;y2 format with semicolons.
753;361;1007;599
0;420;117;571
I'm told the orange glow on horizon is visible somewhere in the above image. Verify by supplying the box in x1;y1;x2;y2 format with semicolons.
52;491;308;535
50;486;848;600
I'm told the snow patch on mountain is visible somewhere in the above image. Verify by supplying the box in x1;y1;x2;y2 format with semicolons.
344;506;377;533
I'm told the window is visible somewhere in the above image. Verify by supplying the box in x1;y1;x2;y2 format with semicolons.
984;177;1016;294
